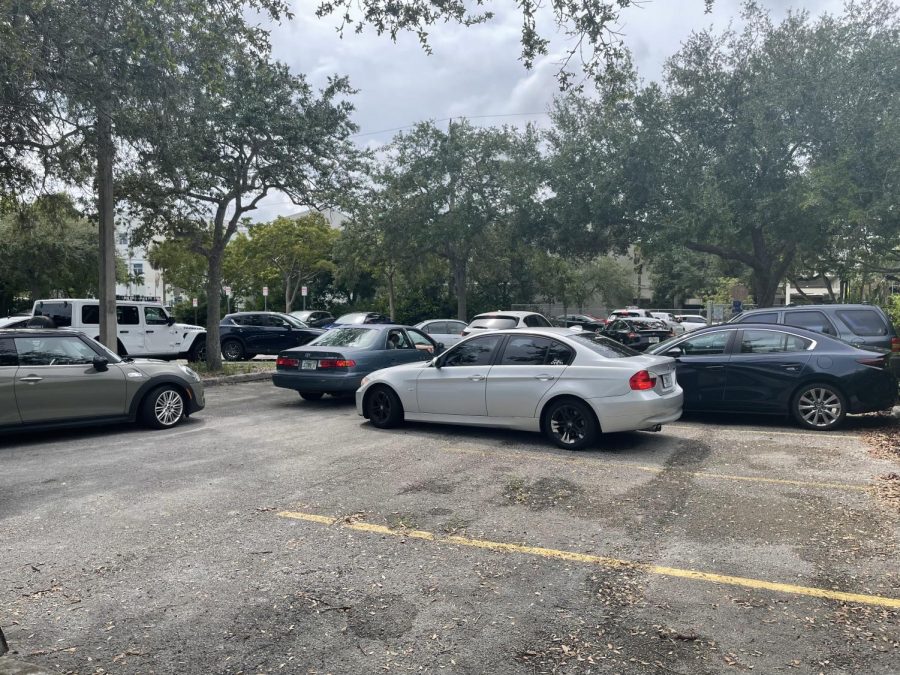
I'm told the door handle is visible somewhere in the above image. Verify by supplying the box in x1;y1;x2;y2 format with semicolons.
19;375;43;384
534;374;555;381
468;375;485;382
780;364;801;372
146;330;154;333
119;330;129;334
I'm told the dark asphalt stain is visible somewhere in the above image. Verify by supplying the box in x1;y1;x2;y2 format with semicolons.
345;593;417;640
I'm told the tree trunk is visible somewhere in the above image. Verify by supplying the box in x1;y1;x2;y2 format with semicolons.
386;269;396;321
750;270;782;308
452;260;467;321
284;273;292;313
205;250;224;370
96;108;117;349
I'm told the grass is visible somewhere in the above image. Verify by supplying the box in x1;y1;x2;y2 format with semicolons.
192;360;277;378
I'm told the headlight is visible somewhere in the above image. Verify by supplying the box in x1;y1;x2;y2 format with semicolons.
360;376;370;387
179;365;201;382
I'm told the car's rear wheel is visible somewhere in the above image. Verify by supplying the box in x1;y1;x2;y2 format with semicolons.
188;339;207;363
543;398;598;451
300;392;323;401
222;339;245;361
792;383;847;430
141;385;185;429
365;386;404;428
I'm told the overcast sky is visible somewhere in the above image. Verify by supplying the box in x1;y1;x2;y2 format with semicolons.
254;0;844;220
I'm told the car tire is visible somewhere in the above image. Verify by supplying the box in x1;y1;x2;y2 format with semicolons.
245;353;258;360
365;386;404;429
141;385;186;429
300;392;323;401
792;382;847;431
188;338;207;363
543;398;598;451
222;339;245;362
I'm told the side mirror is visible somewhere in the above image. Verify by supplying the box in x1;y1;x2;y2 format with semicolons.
436;342;446;354
432;356;443;369
93;356;109;371
166;317;175;326
664;347;683;357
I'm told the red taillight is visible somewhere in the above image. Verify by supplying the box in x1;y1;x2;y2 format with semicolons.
629;370;657;390
892;336;900;353
318;359;356;369
627;332;638;339
276;356;299;368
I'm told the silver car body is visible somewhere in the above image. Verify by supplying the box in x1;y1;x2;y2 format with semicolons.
356;327;683;435
674;315;709;332
414;319;468;348
650;312;686;336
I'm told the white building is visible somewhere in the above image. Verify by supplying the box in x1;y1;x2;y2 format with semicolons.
115;224;167;301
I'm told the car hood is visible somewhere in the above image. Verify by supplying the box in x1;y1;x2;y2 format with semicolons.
118;359;199;380
176;322;204;331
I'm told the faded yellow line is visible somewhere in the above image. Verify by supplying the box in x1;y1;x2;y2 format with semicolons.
278;510;900;609
442;446;870;492
670;423;851;440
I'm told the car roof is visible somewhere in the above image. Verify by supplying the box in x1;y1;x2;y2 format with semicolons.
683;322;830;339
472;311;543;318
0;328;86;336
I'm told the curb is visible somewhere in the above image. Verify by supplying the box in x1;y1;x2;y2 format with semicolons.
0;657;52;675
200;371;273;388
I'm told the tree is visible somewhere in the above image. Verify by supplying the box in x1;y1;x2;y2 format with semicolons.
245;214;338;313
125;50;359;369
146;239;208;301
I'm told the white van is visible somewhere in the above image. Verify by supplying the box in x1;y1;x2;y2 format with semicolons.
31;299;207;361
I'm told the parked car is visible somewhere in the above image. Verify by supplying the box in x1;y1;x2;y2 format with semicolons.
728;303;899;352
554;314;606;332
646;323;897;430
220;312;324;361
607;308;654;322
273;325;442;400
461;311;553;336
414;319;468;347
356;327;682;450
325;312;393;328
0;315;31;329
674;314;709;332
289;310;335;328
0;328;204;432
650;311;686;336
31;298;207;361
598;317;673;351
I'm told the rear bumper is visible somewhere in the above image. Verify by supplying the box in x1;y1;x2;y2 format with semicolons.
588;386;684;433
272;371;363;394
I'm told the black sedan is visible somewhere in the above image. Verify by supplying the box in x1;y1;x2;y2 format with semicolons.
598;317;673;351
647;323;897;430
219;312;325;361
273;324;441;400
554;314;606;331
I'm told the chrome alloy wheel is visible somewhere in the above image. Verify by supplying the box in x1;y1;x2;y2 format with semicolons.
154;389;184;427
549;404;588;446
797;387;842;428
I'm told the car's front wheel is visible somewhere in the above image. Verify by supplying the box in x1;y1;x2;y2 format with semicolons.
222;339;245;361
141;385;186;429
792;383;847;430
188;338;207;363
365;386;404;428
543;398;598;451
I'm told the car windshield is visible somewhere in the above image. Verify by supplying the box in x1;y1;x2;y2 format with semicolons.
309;327;379;348
89;337;124;363
469;316;518;330
334;313;368;324
646;334;682;354
570;334;640;357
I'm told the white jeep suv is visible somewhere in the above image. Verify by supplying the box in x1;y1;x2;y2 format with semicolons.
32;299;207;361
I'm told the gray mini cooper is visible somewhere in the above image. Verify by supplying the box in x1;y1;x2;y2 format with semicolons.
0;329;205;432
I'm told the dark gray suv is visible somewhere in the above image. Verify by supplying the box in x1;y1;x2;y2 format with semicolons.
0;329;205;433
729;304;898;353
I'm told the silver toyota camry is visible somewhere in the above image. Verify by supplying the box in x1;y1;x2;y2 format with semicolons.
356;327;683;450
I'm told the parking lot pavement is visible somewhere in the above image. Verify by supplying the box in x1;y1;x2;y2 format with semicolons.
1;382;898;674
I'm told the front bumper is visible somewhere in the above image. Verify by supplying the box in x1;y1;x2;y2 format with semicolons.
588;386;683;433
272;371;364;394
186;382;205;413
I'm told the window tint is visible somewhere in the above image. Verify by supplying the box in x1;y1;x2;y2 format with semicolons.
117;306;139;325
468;316;518;330
680;331;730;356
523;314;551;327
740;330;811;354
422;322;444;335
406;329;436;353
144;306;169;326
547;340;574;365
0;338;16;367
571;334;638;358
264;315;289;328
309;327;379;348
784;310;836;336
386;329;414;349
738;311;778;324
446;321;466;334
34;301;72;327
81;305;100;324
836;309;888;337
443;335;501;367
15;336;98;366
500;336;551;365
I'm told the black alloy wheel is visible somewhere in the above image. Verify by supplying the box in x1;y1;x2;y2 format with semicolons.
544;398;598;451
222;339;245;361
365;386;404;428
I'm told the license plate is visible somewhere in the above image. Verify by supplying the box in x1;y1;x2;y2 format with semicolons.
301;360;317;370
661;373;671;388
648;337;659;344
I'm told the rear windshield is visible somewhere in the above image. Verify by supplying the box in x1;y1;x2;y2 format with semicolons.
469;316;518;330
309;327;379;348
836;309;888;336
629;319;668;330
570;334;640;358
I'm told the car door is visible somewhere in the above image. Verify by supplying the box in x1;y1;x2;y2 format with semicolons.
13;335;127;422
116;305;144;355
0;338;21;426
143;306;175;354
263;315;296;352
416;334;503;416
723;329;814;412
240;314;267;353
486;336;573;418
668;330;734;410
382;328;424;366
405;328;441;358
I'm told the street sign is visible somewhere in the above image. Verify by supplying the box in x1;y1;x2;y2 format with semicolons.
731;299;743;314
301;286;308;297
224;286;232;296
262;286;269;297
192;298;198;308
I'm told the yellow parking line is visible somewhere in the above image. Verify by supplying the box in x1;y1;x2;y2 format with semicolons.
442;446;870;492
278;510;900;609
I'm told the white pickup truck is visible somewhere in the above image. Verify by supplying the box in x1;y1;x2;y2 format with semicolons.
31;299;207;361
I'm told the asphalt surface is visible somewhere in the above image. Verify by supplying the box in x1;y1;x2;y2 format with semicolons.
1;381;899;674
